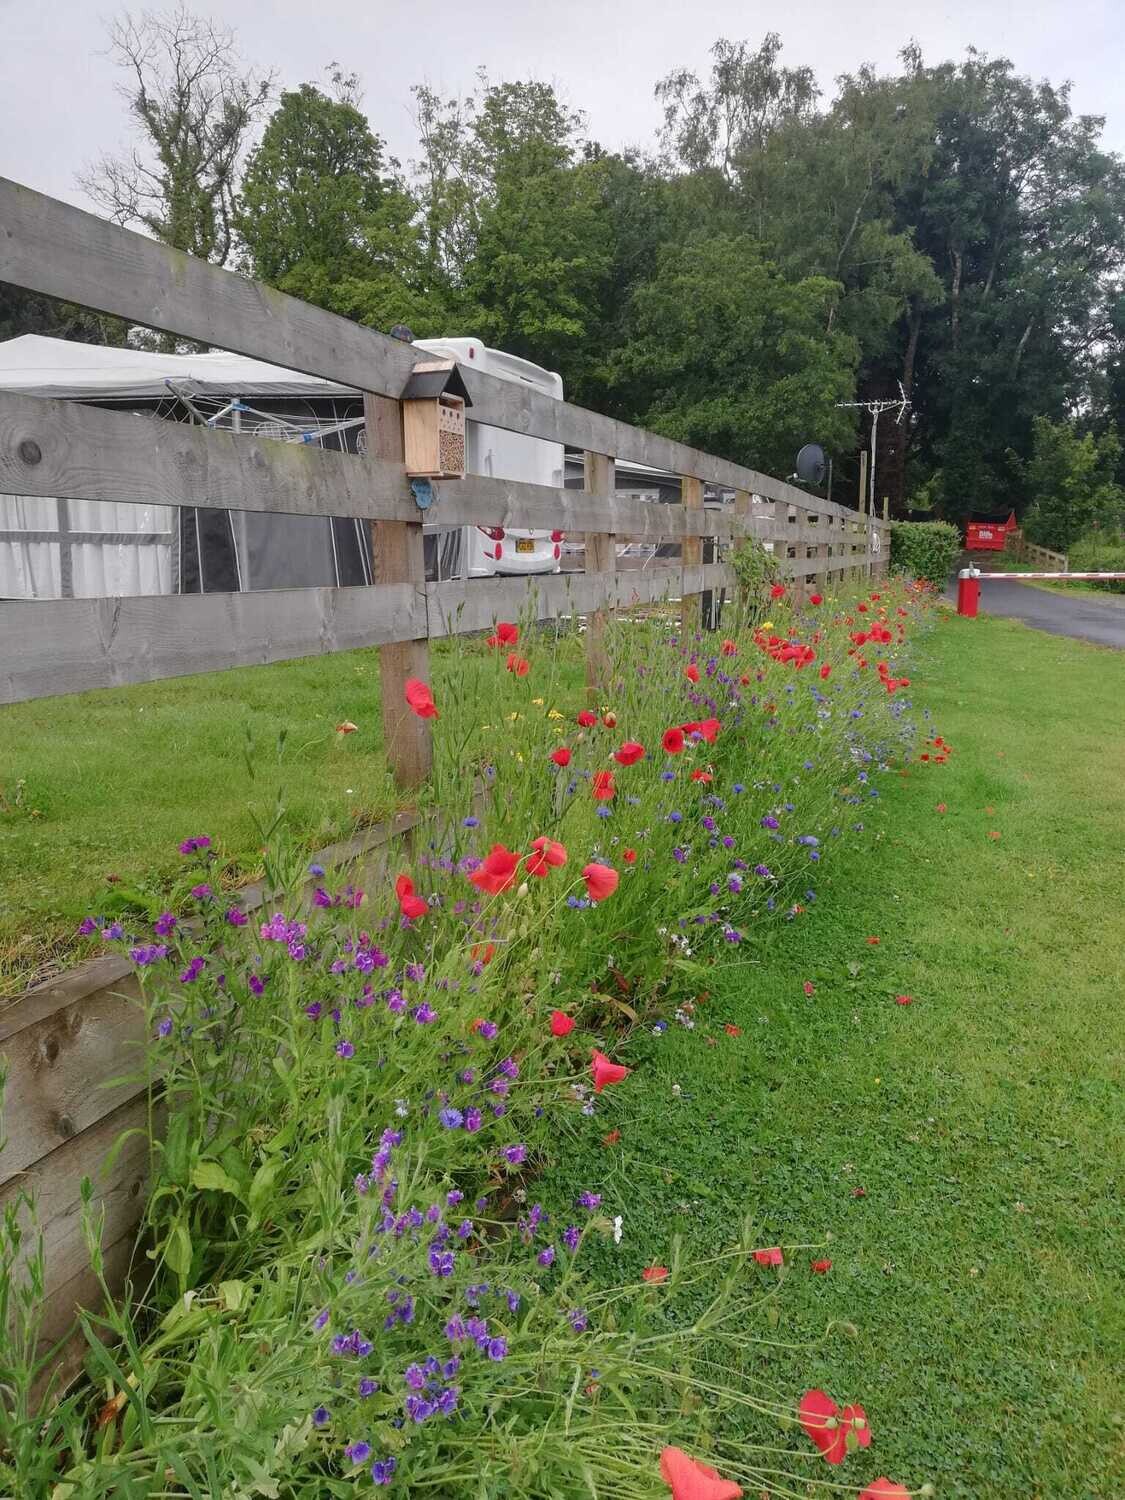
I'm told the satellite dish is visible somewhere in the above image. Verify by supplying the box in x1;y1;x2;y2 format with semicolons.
795;443;828;486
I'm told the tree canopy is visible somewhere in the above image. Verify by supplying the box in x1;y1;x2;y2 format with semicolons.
53;14;1125;531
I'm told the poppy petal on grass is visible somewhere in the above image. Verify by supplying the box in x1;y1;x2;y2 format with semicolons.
642;1265;669;1283
859;1481;911;1500
895;994;914;1006
592;770;616;801
803;980;815;996
659;1446;742;1500
684;663;700;683
798;1389;847;1463
335;720;359;735
811;1258;832;1274
753;1247;783;1267
591;1048;630;1092
549;1009;575;1038
525;836;568;877
842;1403;871;1449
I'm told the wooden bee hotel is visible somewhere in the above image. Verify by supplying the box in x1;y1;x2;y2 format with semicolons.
401;359;472;480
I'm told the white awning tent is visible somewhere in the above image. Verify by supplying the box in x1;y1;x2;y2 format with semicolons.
0;335;371;600
0;333;354;401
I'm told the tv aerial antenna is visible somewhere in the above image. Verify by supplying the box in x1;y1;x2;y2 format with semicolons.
836;382;911;515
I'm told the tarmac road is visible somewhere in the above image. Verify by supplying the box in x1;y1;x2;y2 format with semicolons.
950;570;1125;649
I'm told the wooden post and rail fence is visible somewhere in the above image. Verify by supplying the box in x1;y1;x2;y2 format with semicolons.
0;177;888;1378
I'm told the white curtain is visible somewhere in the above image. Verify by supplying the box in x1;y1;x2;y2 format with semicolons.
0;495;174;599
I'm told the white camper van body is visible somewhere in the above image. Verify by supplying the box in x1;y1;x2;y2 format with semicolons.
414;338;564;579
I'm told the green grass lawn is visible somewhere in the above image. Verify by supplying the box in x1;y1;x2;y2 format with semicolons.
540;611;1125;1499
0;635;589;998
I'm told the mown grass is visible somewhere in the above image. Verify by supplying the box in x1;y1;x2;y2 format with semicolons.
0;635;586;998
540;611;1125;1499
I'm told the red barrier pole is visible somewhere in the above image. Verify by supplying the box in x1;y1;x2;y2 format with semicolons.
956;567;980;618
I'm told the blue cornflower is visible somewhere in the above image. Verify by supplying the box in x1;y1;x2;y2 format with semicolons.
438;1107;464;1129
370;1457;397;1485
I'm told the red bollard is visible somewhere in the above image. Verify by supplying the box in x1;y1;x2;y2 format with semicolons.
956;567;980;617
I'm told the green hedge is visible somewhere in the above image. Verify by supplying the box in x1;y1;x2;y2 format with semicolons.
890;520;961;588
1068;533;1125;593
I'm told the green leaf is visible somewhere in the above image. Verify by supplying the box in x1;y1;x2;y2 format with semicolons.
219;1279;250;1313
164;1222;192;1279
191;1161;245;1200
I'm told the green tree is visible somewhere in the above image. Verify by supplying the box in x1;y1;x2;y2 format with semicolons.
608;234;859;477
79;7;271;265
1016;417;1124;551
237;73;432;333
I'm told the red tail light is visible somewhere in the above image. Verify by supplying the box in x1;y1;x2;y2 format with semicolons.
553;544;561;559
477;526;506;542
550;530;565;543
493;544;503;560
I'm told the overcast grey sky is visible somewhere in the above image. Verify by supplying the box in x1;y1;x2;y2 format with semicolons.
2;0;1124;211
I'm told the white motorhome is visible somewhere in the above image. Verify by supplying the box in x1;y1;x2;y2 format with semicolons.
413;338;564;579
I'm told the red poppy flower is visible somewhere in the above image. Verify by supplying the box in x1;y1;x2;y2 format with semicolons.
404;677;438;719
470;941;496;965
803;980;815;996
698;717;721;743
394;873;428;920
623;848;637;863
335;720;359;735
577;710;598;727
591;1048;630;1092
582;863;619;902
987;830;1001;840
724;1022;741;1037
691;769;713;784
935;801;946;813
721;639;737;655
753;1247;783;1267
684;663;700;683
866;936;880;946
798;1391;870;1465
602;1128;621;1146
852;1185;867;1198
770;583;786;599
739;673;750;685
858;602;868;613
550;1009;575;1037
859;1481;910;1500
614;740;646;766
809;593;823;605
550;746;572;767
662;726;686;754
895;994;913;1006
811;1258;832;1273
592;770;616;801
819;663;831;680
659;1446;742;1500
525;836;568;878
603;711;617;728
506;652;530;676
642;1265;669;1283
487;621;519;647
870;592;881;602
469;843;521;895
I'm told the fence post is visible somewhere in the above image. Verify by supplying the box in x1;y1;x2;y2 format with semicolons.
681;475;704;631
365;392;432;788
583;451;616;696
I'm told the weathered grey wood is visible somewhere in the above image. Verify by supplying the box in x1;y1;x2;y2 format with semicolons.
425;563;733;638
0;582;423;704
0;180;866;517
0;178;418;405
0;389;413;521
583;452;616;694
0;1094;153;1293
681;476;704;630
0;391;755;538
366;393;432;789
0;970;145;1180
